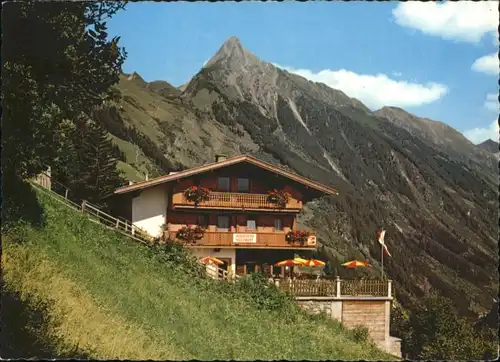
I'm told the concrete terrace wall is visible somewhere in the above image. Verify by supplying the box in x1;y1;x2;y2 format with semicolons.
131;185;168;237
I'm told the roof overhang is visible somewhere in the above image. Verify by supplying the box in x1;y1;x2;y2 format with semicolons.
113;154;339;197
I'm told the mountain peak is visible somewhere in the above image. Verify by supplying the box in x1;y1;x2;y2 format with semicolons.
218;36;245;58
478;139;499;153
204;36;260;69
125;71;147;87
224;36;242;48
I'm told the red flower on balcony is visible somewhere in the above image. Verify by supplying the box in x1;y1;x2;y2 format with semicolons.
184;185;210;205
285;230;311;245
176;225;205;244
266;189;291;208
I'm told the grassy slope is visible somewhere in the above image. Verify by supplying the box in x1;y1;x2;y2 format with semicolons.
2;189;394;360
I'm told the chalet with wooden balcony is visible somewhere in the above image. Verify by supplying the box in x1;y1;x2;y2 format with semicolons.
111;154;338;277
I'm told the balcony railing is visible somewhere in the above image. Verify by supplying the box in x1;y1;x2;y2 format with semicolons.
166;230;316;249
172;191;302;211
277;278;392;298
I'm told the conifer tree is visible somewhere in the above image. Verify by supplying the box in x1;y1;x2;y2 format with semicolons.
56;117;125;206
78;119;125;205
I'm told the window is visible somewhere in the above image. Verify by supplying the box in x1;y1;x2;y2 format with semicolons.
247;219;256;230
274;219;283;231
197;215;208;229
217;177;230;192
217;215;230;230
237;178;249;192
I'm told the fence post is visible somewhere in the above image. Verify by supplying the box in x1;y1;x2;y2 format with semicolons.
387;279;392;298
336;276;341;297
116;219;120;228
64;189;69;199
81;200;87;212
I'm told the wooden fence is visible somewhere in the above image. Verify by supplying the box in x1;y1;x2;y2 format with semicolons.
340;279;389;296
278;279;337;296
277;278;391;297
205;264;241;281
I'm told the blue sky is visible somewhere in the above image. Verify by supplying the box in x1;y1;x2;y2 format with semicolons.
107;1;498;143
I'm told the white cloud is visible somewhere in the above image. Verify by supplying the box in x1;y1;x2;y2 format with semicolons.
463;120;499;144
484;93;499;112
393;1;499;43
392;72;403;77
471;53;498;75
274;64;448;110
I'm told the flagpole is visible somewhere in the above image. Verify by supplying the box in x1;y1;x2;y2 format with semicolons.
381;243;384;280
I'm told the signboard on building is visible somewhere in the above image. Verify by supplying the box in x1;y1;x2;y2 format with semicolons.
307;235;317;246
233;233;257;244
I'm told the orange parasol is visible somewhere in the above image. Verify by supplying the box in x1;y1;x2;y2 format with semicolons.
303;259;326;267
342;260;371;268
275;258;307;267
200;256;224;265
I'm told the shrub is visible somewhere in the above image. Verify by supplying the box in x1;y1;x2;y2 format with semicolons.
132;225;159;244
233;273;298;319
151;239;205;278
351;325;369;343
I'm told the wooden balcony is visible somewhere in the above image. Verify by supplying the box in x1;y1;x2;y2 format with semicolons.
167;230;316;249
172;192;302;212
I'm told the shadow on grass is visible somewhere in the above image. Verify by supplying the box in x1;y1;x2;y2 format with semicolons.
1;176;46;232
0;285;89;359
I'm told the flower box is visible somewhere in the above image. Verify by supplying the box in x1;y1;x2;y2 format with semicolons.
183;185;210;205
266;189;291;208
176;225;205;244
285;230;311;245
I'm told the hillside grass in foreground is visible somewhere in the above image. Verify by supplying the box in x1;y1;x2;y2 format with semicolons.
2;188;394;360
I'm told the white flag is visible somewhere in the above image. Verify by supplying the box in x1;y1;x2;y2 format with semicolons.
377;229;392;257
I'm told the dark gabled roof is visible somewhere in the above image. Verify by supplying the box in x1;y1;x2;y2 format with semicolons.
114;154;339;196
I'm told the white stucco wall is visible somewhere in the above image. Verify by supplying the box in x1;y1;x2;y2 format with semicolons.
131;185;168;237
191;248;236;276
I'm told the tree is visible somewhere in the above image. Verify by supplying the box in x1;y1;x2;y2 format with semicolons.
54;117;126;207
396;293;497;360
2;1;126;226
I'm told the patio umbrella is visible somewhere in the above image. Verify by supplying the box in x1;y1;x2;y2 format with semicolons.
303;259;326;267
293;257;308;264
342;260;371;268
200;256;224;265
275;258;307;267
